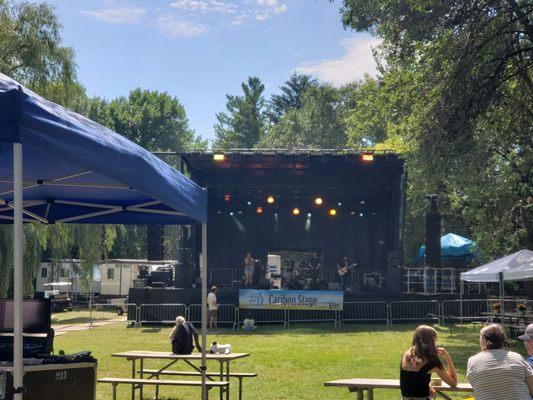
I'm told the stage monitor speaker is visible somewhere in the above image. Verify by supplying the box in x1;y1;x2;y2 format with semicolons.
174;263;193;289
426;211;441;267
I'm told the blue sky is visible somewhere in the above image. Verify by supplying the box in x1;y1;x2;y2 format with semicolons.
50;0;379;143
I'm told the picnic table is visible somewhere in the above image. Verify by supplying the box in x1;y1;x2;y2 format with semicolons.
111;350;250;400
324;378;473;400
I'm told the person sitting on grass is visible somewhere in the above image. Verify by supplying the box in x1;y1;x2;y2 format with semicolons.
169;316;201;355
467;324;533;400
400;325;457;400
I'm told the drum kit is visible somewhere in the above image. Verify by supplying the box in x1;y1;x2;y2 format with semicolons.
281;260;321;290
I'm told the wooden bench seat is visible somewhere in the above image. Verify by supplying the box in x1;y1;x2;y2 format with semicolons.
140;369;257;400
98;377;228;400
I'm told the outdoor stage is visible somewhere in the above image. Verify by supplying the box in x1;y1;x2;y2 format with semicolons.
175;150;406;296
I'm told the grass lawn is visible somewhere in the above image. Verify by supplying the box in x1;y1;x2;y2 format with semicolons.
54;321;529;400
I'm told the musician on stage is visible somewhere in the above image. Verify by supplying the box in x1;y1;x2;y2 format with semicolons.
244;253;254;287
337;256;357;290
308;252;321;289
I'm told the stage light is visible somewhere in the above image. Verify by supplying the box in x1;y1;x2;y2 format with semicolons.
247;201;252;206
292;208;300;216
329;209;337;216
359;212;364;217
238;210;243;215
307;213;312;217
337;202;342;207
256;207;263;214
360;200;366;205
361;153;374;162
314;197;323;205
229;211;234;216
213;153;225;161
217;210;222;215
350;211;356;216
267;195;275;204
224;194;231;202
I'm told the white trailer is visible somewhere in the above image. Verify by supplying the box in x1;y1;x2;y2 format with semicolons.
100;259;177;297
36;260;100;295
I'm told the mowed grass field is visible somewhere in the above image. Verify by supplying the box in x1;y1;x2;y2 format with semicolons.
54;321;529;400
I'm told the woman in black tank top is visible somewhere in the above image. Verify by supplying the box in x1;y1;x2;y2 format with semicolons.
400;325;458;399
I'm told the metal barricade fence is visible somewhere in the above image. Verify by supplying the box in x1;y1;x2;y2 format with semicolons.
138;304;187;325
88;303;137;329
390;300;441;324
287;309;339;329
187;304;237;330
340;302;389;326
238;308;287;327
441;299;489;324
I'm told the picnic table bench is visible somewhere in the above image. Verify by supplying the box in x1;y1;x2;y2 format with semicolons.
140;369;257;400
325;378;473;400
98;377;228;400
108;350;251;400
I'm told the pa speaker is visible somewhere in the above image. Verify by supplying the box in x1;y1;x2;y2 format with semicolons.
174;263;193;289
387;266;402;293
426;211;441;267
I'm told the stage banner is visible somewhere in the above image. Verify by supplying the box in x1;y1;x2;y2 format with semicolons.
239;289;344;311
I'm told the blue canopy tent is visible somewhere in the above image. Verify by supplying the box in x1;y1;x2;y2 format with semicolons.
0;73;210;399
414;233;477;265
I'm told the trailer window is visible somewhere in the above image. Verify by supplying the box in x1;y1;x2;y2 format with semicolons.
107;268;115;280
41;268;47;278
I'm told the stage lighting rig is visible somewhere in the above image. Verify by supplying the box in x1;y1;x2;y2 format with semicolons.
267;195;275;204
314;197;323;205
213;153;225;161
361;153;374;162
256;207;263;214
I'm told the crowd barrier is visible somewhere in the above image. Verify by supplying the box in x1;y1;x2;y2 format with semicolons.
75;298;529;330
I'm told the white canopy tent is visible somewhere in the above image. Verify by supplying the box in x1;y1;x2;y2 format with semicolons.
459;249;533;319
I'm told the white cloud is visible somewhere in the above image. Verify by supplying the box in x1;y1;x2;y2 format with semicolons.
273;4;287;14
296;36;381;86
81;7;146;24
255;12;269;20
210;1;236;14
156;15;208;37
171;0;209;11
257;0;279;6
231;13;248;26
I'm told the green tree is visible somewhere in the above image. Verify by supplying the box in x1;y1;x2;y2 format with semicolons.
0;0;75;85
268;73;318;123
214;76;267;149
339;0;533;258
260;84;349;149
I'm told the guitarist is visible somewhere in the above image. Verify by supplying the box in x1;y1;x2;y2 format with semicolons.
337;256;358;290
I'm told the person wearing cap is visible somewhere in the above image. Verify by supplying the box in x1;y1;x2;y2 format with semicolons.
169;316;201;355
207;286;219;330
519;323;533;367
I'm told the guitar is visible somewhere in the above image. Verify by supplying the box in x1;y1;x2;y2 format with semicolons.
337;262;358;276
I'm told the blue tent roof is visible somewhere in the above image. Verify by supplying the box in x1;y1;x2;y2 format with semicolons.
0;73;207;224
414;233;477;264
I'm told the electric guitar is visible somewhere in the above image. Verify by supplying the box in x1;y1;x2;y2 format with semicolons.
337;262;358;276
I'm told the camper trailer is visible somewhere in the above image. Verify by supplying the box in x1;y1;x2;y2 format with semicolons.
100;259;177;298
36;260;101;296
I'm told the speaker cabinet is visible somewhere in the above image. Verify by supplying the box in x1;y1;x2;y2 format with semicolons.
426;211;441;267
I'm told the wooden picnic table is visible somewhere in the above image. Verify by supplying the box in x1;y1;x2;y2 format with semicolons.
325;378;473;400
112;350;250;400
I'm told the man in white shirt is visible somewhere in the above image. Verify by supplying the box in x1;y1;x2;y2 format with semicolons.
207;286;218;330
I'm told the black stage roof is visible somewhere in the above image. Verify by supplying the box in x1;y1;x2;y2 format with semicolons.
178;150;404;208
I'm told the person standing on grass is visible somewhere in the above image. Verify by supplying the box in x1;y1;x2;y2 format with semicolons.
169;316;202;355
207;286;218;330
518;323;533;367
467;324;533;400
400;325;457;400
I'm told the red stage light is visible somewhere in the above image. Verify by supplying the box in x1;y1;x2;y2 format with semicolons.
224;194;231;202
256;207;263;214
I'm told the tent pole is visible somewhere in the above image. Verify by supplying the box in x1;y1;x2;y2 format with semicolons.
13;143;24;400
498;271;504;315
201;223;207;400
459;279;464;327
